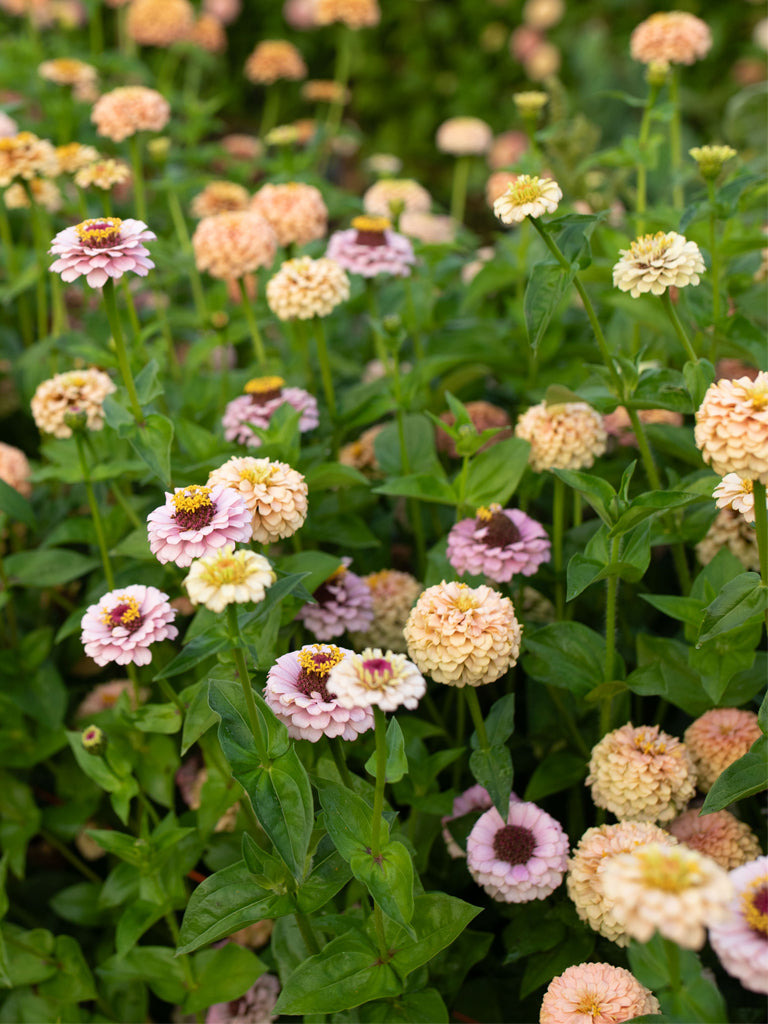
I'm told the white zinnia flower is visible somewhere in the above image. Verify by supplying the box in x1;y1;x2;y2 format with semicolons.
326;647;426;712
612;231;705;297
183;545;276;613
492;174;562;224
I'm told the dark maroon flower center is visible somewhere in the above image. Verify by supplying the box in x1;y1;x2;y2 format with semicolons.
296;660;336;701
477;510;521;548
105;603;142;632
752;884;768;918
174;503;216;531
492;824;535;865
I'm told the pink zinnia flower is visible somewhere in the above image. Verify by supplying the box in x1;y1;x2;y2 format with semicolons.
297;559;375;641
442;784;521;860
146;483;252;568
325;216;416;278
80;585;178;667
540;962;660;1024
447;504;551;583
222;375;319;448
709;856;768;995
466;798;569;903
263;644;374;742
49;217;155;289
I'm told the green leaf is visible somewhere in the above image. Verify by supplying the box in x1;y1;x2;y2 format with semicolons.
365;717;408;783
317;779;376;860
374;414;443;476
523;623;611;698
129;702;182;734
0;479;35;528
97;945;186;1005
123;414;174;488
524;261;574;353
462;438;531;509
116;901;165;957
469;745;514;818
628;934;728;1024
37;935;95;1002
386;893;481;978
639;594;704;630
691;620;762;704
477;693;516;748
683;358;715;409
133;359;164;406
520;926;594;998
65;731;138;825
273;931;402;1015
184;943;264;1014
609;490;704;538
524;751;586;801
0;774;41;879
759;689;768;734
293;837;353;914
275;551;342;597
304;462;370;490
0;926;56;986
350;839;414;929
373;473;457;505
3;549;100;588
180;679;218;754
553;469;615;526
701;735;768;813
698;573;768;644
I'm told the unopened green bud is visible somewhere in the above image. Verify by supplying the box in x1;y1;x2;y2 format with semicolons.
81;725;107;756
689;145;737;181
63;409;88;433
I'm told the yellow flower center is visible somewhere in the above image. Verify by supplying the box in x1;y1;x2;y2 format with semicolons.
239;463;278;485
102;595;142;631
628;231;671;261
48;58;84;75
634;729;666;755
475;502;502;522
63;372;86;387
297;645;344;676
506;177;543;205
740;478;754;495
746;381;768;411
200;550;251;586
453;583;478;612
576;995;604;1017
75;217;123;247
245;375;285;395
636;847;702;893
742;875;768;936
172;485;212;515
352;215;391;233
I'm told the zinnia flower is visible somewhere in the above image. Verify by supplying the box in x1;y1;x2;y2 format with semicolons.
49;218;155;288
326;647;426;712
75;679;147;718
669;808;762;871
207;455;308;544
325;216;416;278
31;368;116;438
244;40;307;84
297;560;375;640
690;144;737;180
516;401;607;472
486;171;519;208
190;181;250;219
91;86;170;142
696;508;760;571
447;504;551;583
338;424;383;476
467;798;569;903
4;178;62;213
587;723;696;823
567;822;678;945
301;79;350;104
540;963;660;1024
493;174;562;224
204;0;240;24
349;569;422;653
712;473;765;523
222;376;319;447
694;373;768;483
0;131;57;187
363;178;432;219
630;11;712;65
314;0;380;30
74;159;131;192
183;544;276;613
266;256;350;320
192;211;277;281
436;401;512;458
684;708;762;793
435;116;493;157
206;973;280;1024
0;441;31;497
146;484;252;568
488;130;528;170
126;0;194;46
404;580;522;687
250;182;327;248
399;211;456;245
264;644;374;742
708;856;768;995
442;784;497;860
601;842;733;949
38;57;97;97
612;231;705;297
81;585;178;667
54;142;100;175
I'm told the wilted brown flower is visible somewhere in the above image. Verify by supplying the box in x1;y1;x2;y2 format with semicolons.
338;424;383;476
436;400;512;458
31;368;116;439
695;508;760;571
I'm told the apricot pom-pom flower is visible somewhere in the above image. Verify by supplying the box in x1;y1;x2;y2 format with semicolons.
81;585;178;667
630;11;712;65
567;822;677;945
540;962;660;1024
516;401;607;473
49;218;155;288
612;231;705;297
244;40;307;84
436;116;493;157
183;545;276;613
669;808;762;871
207;455;308;544
192;211;277;281
587;723;696;823
404;580;522;688
447;504;551;583
696;508;760;572
683;708;763;793
0;442;31;497
326;647;426;712
467;798;568;903
266;256;349;320
350;569;422;653
146;484;252;568
126;0;194;47
0;131;57;187
493;174;562;224
314;0;380;29
91;87;170;142
31;368;116;438
709;856;768;995
250;182;327;248
190;181;250;219
694;373;768;484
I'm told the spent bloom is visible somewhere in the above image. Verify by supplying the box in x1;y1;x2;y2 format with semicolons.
0;131;57;187
363;178;432;219
250;182;327;248
708;856;768;995
350;569;423;653
266;256;350;320
222;376;319;447
601;842;733;949
696;508;760;572
264;644;374;743
630;11;712;65
207;455;308;544
314;0;380;29
183;545;275;613
493;174;562;224
31;368;115;438
587;723;696;824
612;231;705;297
684;708;762;792
694;372;768;483
244;40;307;84
540;963;660;1024
436;401;512;458
567;821;677;945
325;216;416;278
603;405;684;447
49;218;155;288
91;86;170;142
338;424;384;477
81;585;178;667
146;484;252;568
126;0;194;46
713;473;766;524
190;181;250;218
447;504;551;583
326;647;426;712
435;116;493;157
467;798;569;903
297;560;375;641
516;401;607;473
442;785;496;860
192;211;277;281
0;441;31;498
669;808;762;871
405;581;522;688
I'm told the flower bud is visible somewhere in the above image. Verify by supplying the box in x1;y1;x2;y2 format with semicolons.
81;725;107;755
689;145;737;181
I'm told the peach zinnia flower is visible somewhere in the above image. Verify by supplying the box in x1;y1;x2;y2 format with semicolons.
31;368;116;438
183;545;276;613
190;181;250;219
404;580;522;688
493;174;562;224
587;722;696;824
603;405;684;447
363;178;432;218
244;40;307;84
567;821;677;945
709;856;768;995
613;231;705;297
0;441;31;497
266;256;349;320
602;842;733;949
314;0;380;29
630;11;712;65
684;708;762;793
540;962;660;1024
694;372;768;483
91;86;170;143
187;13;228;54
74;159;131;192
696;508;760;572
486;171;519;208
126;0;195;47
350;569;422;653
436;116;493;157
669;808;762;871
250;182;327;248
0;131;57;187
207;455;308;544
192;211;277;281
39;58;97;100
76;679;148;718
516;401;607;472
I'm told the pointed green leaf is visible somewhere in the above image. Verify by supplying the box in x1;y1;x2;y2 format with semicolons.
349;839;414;928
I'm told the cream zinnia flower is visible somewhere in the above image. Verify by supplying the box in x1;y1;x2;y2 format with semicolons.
207;455;308;544
516;401;607;472
689;145;737;180
326;648;426;712
540;962;660;1024
266;256;349;320
694;373;768;483
183;545;276;613
31;368;116;438
612;231;705;297
493;174;562;224
713;473;765;524
696;508;760;571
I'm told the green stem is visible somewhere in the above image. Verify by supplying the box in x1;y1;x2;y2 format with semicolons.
165;907;198;997
26;190;49;338
0;197;32;346
661;290;698;363
41;828;101;883
372;902;388;960
753;481;768;603
121;277;141;342
0;548;18;647
706;178;720;359
166;188;209;327
663;936;682;992
552;474;566;620
102;278;144;423
109;479;143;530
226;604;266;759
238;278;266;368
668;69;684;211
260;86;280;138
403;275;424;361
604;537;620;685
294;910;321;956
370;706;387;856
312;316;337;421
126;663;143;708
545;686;589;757
451;689;466;788
325;25;352;141
635;82;661;235
128;133;147;222
391;350;426;575
89;0;104;58
450;155;471;225
157;675;186;715
74;432;115;589
573;490;582;528
329;735;354;788
456;455;471;520
464;686;489;750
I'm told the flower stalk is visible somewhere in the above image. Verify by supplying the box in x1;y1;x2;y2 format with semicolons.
102;278;144;423
74;431;115;590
